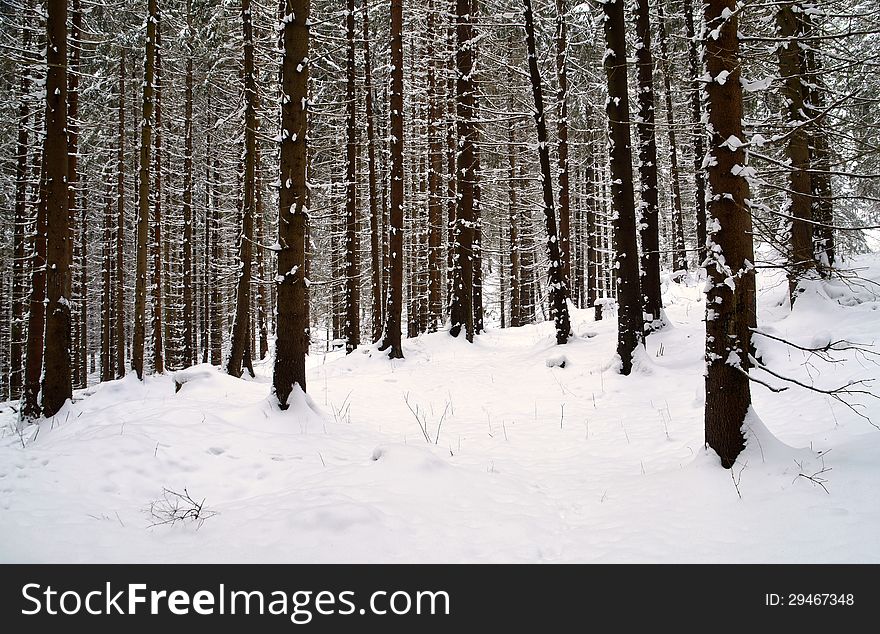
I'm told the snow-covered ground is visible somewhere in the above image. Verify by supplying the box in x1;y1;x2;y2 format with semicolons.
2;256;879;563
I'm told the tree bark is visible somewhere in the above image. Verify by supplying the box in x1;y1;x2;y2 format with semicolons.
379;0;405;358
41;0;72;416
182;0;195;368
115;49;127;378
601;0;644;373
151;20;165;375
633;0;663;330
684;0;707;266
776;2;815;305
343;0;360;354
273;0;310;406
554;0;571;291
132;0;158;380
362;5;383;343
704;0;754;468
523;0;571;345
449;0;475;342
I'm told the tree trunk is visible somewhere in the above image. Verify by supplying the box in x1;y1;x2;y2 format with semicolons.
633;0;663;331
449;0;475;342
41;0;72;416
209;157;222;366
776;2;815;305
683;0;707;266
523;0;571;345
68;0;82;389
132;0;157;380
601;0;644;373
362;5;383;343
11;24;31;399
656;0;687;276
228;0;257;377
426;0;444;333
115;49;126;378
22;128;47;420
102;172;113;382
507;117;521;328
182;0;195;368
379;0;405;358
151;20;165;375
704;0;754;469
273;0;310;406
343;0;360;354
554;0;571;291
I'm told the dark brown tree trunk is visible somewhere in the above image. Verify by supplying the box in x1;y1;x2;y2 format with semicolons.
585;126;598;315
132;0;157;380
684;0;707;266
68;0;82;389
102;172;113;382
776;2;815;305
523;0;571;345
554;0;571;290
704;0;754;469
115;49;126;378
449;0;475;342
379;0;405;358
273;0;310;406
426;0;444;333
41;0;72;416
228;0;257;377
151;21;165;375
182;0;195;368
362;5;383;343
601;0;644;373
343;0;360;354
633;0;662;331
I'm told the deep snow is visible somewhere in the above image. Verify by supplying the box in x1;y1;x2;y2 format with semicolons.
1;256;879;563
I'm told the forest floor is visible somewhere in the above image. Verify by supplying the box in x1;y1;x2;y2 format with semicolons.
2;255;880;563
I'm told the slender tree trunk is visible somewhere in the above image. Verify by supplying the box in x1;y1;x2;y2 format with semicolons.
633;0;662;331
362;5;383;342
273;0;310;406
151;21;165;375
803;13;834;267
41;0;72;416
523;0;571;345
507;118;521;328
601;0;644;373
426;0;444;333
22;131;47;420
228;0;257;377
554;0;571;291
704;0;754;469
132;0;158;380
656;0;687;276
379;0;405;358
255;146;269;360
101;172;113;382
11;25;31;399
776;2;815;305
585;125;598;315
209;157;222;366
68;0;82;389
115;49;126;378
343;0;360;354
449;0;475;342
201;132;211;364
182;0;195;367
684;0;707;266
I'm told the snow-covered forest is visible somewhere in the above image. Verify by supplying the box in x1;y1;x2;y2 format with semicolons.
0;0;879;562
